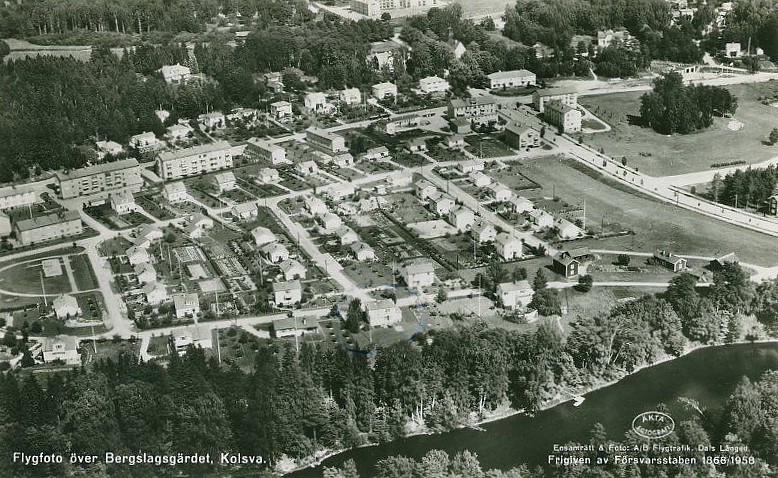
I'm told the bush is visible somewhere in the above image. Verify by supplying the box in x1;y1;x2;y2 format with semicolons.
576;274;594;293
616;254;631;266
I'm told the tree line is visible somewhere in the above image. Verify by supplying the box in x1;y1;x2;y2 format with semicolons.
706;165;778;213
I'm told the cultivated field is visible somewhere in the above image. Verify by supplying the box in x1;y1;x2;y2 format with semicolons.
579;82;778;176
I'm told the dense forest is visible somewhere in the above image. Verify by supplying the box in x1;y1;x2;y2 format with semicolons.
639;72;738;134
324;370;778;477
706;165;778;213
1;262;776;477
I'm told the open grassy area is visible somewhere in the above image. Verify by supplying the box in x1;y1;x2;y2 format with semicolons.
518;156;778;267
579;82;778;176
69;254;98;291
0;259;73;295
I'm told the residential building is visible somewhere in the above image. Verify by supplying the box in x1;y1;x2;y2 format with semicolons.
15;211;83;246
273;313;319;337
213;171;237;192
0;212;9;238
126;245;150;266
529;209;554;228
258;168;280;183
42;336;80;365
159;63;191;84
488;69;537;89
402;262;436;288
306;127;348;154
173;327;213;354
232;202;258;221
497;280;534;309
336;226;359;245
365;299;402;328
504;123;540;149
367;39;405;71
383;113;420;135
488;182;512;202
372;82;398;100
163;182;188;203
653;250;687;272
406;138;428;153
447;96;498;125
495;233;523;260
709;252;739;271
173;293;200;318
129;132;160;152
552;252;580;278
458;160;485;174
56;158;143;199
110;192;136;215
429;192;455;216
132;224;163;248
317;212;342;234
364;146;390;161
470;171;491;187
449;207;475;232
545;100;582;133
251;226;277;246
165;123;194;141
340;88;362;105
725;42;742;58
350;241;376;261
510;196;534;214
53;294;80;319
556;218;582;239
246;137;287;164
768;194;778;215
143;281;168;306
280;259;307;280
471;221;497;243
333;153;355;167
270;101;293;119
297;161;319;175
95;140;124;159
198;112;226;130
352;0;441;18
262;243;290;263
134;263;157;284
272;280;303;308
327;183;356;201
415;179;437;200
597;29;635;50
0;184;39;210
418;76;450;94
304;92;331;112
445;135;466;149
156;141;233;180
305;196;328;216
532;88;579;113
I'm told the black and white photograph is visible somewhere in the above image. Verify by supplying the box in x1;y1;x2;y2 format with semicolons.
0;0;777;477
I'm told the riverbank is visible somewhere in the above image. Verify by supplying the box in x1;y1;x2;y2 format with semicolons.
281;336;778;476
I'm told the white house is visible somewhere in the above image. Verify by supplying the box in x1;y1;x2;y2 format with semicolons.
529;210;554;229
372;82;398;100
497;280;534;309
495;233;523;260
173;293;200;318
471;222;497;243
487;69;536;89
270;101;293;119
402;262;436;288
110;192;137;215
134;262;157;284
449;207;475;232
429;192;455;216
304;92;332;112
232;202;258;221
445;135;466;149
317;212;342;234
458;160;485;174
487;183;512;202
418;76;450;94
42;336;80;365
273;280;302;307
470;171;491;187
262;242;290;263
305;196;328;216
159;63;191;84
336;226;359;245
296;160;319;175
213;172;237;192
252;226;277;246
143;281;168;306
163;182;188;203
53;294;80;319
166;123;194;141
198;112;226;130
556;218;583;239
126;245;150;265
333;153;355;168
258;168;280;183
350;241;376;261
96;140;124;159
510;196;534;214
340;88;362;105
363;146;390;161
365;299;402;328
415;180;438;200
280;259;307;280
327;183;356;201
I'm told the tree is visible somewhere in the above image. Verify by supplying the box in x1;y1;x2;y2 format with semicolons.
616;254;631;266
2;330;15;347
531;289;561;316
576;274;593;293
344;298;367;333
435;289;448;304
532;269;548;291
770;128;778;145
381;12;392;22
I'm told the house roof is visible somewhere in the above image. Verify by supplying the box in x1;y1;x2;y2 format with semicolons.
272;279;301;292
43;335;78;352
405;262;435;275
273;313;317;330
280;259;305;273
350;241;374;254
173;293;199;309
53;294;78;311
164;182;187;193
554;252;579;266
497;280;531;292
157;141;231;162
449;95;496;109
55;158;139;181
15;210;80;232
366;299;397;311
488;69;535;79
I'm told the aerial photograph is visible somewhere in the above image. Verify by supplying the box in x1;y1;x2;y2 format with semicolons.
0;0;777;477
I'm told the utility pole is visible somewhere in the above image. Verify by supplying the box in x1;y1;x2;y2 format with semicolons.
582;198;586;230
40;270;47;306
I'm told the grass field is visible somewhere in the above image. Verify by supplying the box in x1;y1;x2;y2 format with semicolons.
579;82;778;176
519;156;778;267
0;259;73;295
69;254;98;291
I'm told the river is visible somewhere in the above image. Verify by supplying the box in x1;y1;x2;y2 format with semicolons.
290;343;778;477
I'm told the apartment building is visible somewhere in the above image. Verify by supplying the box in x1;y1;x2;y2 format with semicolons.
545;100;582;133
487;69;536;89
245;137;287;164
0;184;39;211
305;127;348;154
156;141;233;180
56;158;143;199
447;95;498;125
14;210;83;246
532;88;579;113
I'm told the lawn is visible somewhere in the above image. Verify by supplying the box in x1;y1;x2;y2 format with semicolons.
518;155;778;266
69;254;98;291
0;258;73;295
82;338;142;365
465;135;514;158
579;82;778;176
